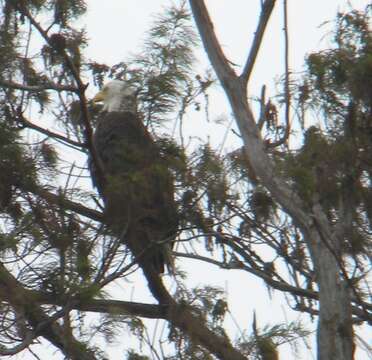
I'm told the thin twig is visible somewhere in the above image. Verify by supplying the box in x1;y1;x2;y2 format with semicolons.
267;0;291;148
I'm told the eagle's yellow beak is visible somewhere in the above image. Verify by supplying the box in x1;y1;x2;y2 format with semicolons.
92;90;105;103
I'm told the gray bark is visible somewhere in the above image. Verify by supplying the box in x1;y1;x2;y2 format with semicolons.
188;1;354;359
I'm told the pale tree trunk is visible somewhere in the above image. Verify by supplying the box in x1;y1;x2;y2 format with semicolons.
188;1;354;359
310;206;354;360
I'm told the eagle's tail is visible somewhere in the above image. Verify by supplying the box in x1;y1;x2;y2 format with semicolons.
153;241;175;275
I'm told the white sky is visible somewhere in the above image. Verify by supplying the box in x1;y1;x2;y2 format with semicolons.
28;1;371;359
84;0;370;149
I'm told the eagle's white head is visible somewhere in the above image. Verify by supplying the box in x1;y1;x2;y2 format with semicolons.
92;80;137;113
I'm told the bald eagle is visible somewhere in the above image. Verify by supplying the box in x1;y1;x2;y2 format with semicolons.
91;80;177;274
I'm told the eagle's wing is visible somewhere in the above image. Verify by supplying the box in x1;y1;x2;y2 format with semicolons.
90;111;177;273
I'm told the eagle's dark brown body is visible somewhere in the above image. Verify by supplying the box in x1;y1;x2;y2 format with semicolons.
92;110;177;273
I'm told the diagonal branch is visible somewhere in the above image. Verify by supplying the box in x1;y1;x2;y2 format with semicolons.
29;186;103;222
240;0;276;84
134;264;247;360
188;0;236;81
189;0;307;228
189;2;357;358
0;263;98;360
17;111;86;150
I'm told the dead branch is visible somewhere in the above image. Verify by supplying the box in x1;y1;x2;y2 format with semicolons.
240;0;276;84
0;78;78;93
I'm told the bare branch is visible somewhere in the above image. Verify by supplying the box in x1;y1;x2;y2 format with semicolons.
31;292;167;319
0;78;78;93
267;0;291;148
73;299;166;319
188;0;236;81
240;0;276;84
257;85;267;130
174;251;318;299
29;186;103;222
17;111;86;150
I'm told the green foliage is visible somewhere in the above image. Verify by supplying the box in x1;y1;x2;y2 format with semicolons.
237;321;310;359
194;145;230;216
38;142;58;169
140;2;196;100
0;121;37;213
177;144;234;250
0;1;370;359
288;7;372;256
303;7;372;115
51;0;87;27
126;351;150;360
228;148;258;184
157;137;188;175
89;1;200;126
0;2;25;77
42;28;87;72
76;238;91;280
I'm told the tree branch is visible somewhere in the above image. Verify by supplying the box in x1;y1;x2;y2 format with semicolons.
8;0;107;190
17;111;86;150
189;0;307;228
0;78;78;93
174;251;318;299
189;2;357;358
240;0;276;84
267;0;291;148
29;186;103;222
33;293;167;319
188;0;237;81
0;263;98;360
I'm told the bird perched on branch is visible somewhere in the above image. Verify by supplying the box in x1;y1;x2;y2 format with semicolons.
90;80;177;274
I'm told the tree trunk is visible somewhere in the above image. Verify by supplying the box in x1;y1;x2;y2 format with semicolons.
188;1;355;358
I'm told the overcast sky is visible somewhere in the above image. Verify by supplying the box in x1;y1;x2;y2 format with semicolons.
33;1;370;359
84;0;369;146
